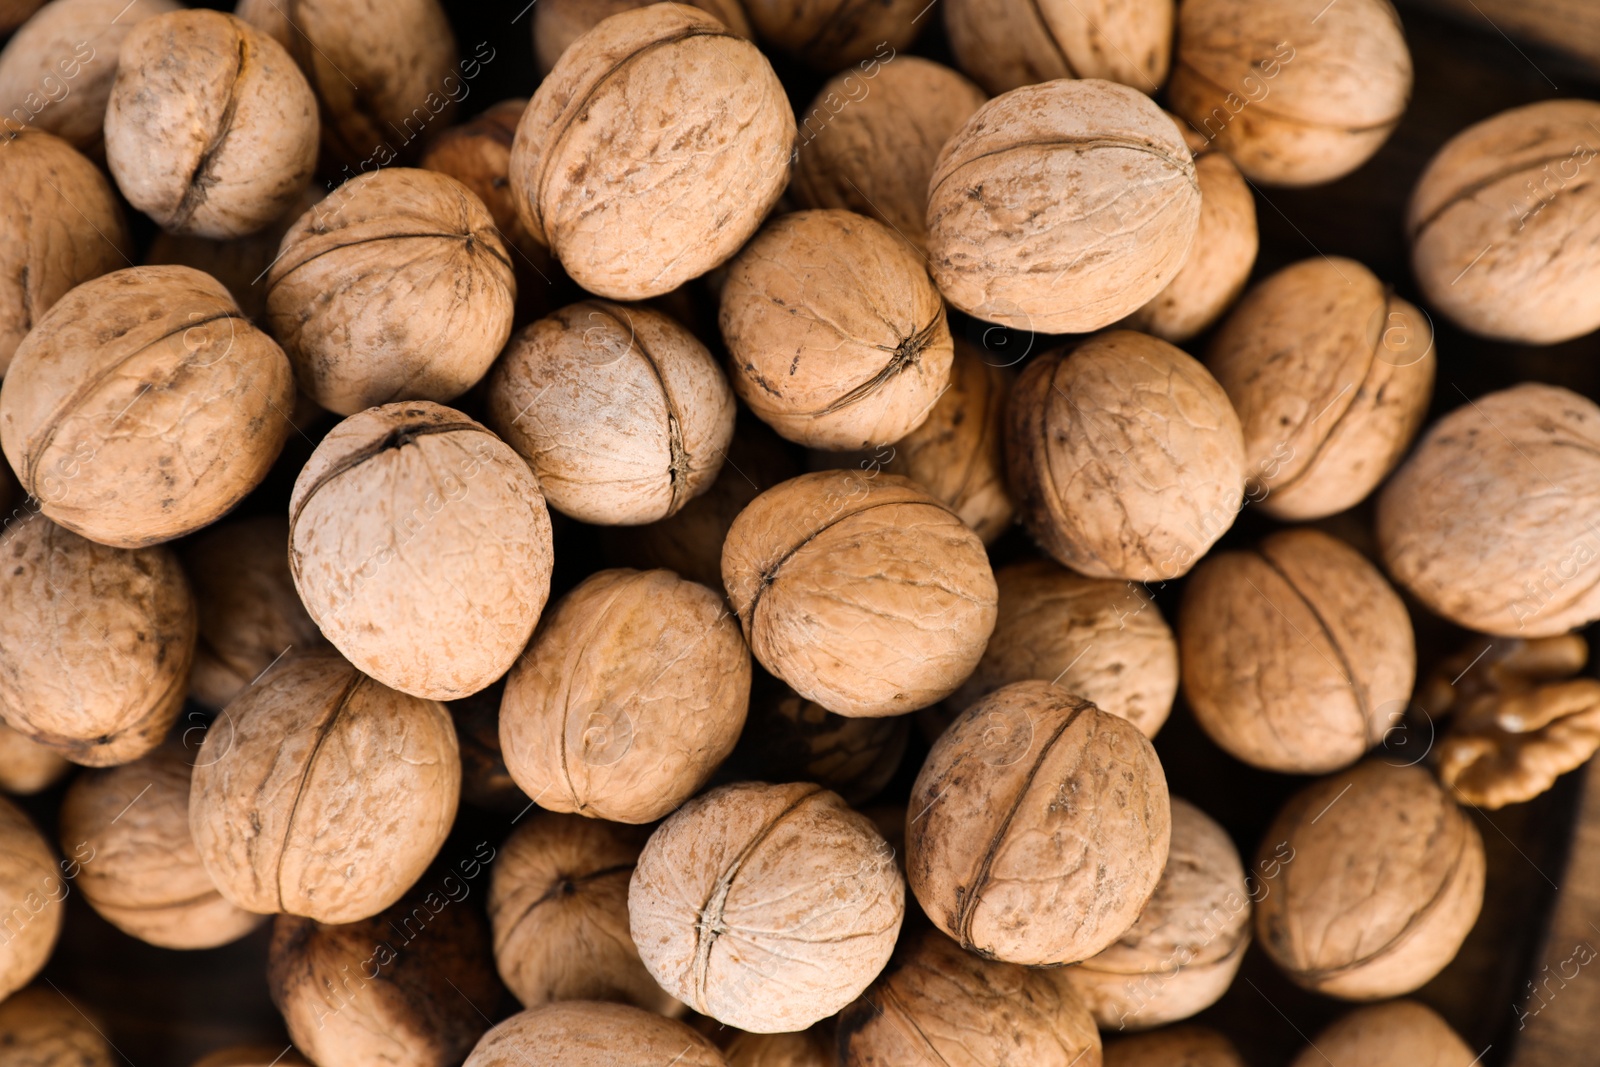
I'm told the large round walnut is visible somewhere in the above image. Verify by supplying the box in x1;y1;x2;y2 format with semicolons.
631;781;904;1033
743;0;921;69
0;986;115;1067
533;0;753;76
1005;331;1245;581
0;800;62;1001
943;0;1172;96
1;265;294;548
722;470;998;717
463;1003;726;1067
288;402;554;701
0;512;194;766
836;929;1101;1067
1104;1027;1247;1067
1377;383;1600;637
189;649;460;924
928;80;1199;333
509;4;793;300
0;721;69;795
1290;1001;1475;1067
1256;760;1485;1000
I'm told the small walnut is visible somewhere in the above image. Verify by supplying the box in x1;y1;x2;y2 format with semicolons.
0;720;70;795
533;0;753;76
189;649;461;924
630;781;904;1033
1409;100;1600;344
288;402;554;701
928;80;1199;333
1104;1026;1248;1067
908;681;1171;966
0;986;114;1067
1180;528;1415;774
722;470;998;717
724;1029;833;1067
1005;330;1245;581
1290;1001;1475;1067
943;0;1172;95
510;4;793;300
1170;0;1412;186
1378;383;1600;637
836;929;1101;1067
463;1003;726;1067
0;512;194;766
742;0;922;68
1;265;295;548
1256;760;1485;1000
192;1047;311;1067
0;801;62;1000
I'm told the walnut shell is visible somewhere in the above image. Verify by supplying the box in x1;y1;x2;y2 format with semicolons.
192;1047;311;1067
533;0;754;76
489;810;677;1014
1103;1026;1247;1067
943;0;1172;96
928;79;1199;333
1256;760;1485;1000
722;470;998;717
500;567;750;823
907;680;1171;965
509;4;793;300
722;210;954;450
0;130;129;375
0;512;194;766
0;265;294;548
726;1029;834;1067
790;58;987;252
450;683;527;813
743;0;922;68
486;301;735;525
836;929;1101;1067
1180;528;1415;774
1377;383;1600;637
0;986;114;1067
266;168;516;416
288;402;554;701
0;721;69;795
1408;99;1600;344
0;801;62;1001
630;781;904;1033
463;1003;727;1067
1005;331;1246;581
1290;1001;1474;1067
189;649;461;924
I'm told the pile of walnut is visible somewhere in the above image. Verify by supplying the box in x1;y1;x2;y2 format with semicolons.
0;0;1595;1064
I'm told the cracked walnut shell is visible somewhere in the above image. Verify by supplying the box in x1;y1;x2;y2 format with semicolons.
464;1003;726;1067
1291;1001;1475;1067
943;0;1172;96
0;801;63;1001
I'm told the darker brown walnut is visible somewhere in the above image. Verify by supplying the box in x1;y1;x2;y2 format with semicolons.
943;0;1173;95
532;0;753;76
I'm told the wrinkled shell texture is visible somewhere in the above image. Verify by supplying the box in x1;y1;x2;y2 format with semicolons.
1170;0;1412;186
1409;99;1600;344
104;10;317;238
1290;1001;1476;1067
533;0;754;76
0;265;294;548
189;650;461;924
630;781;905;1033
724;1029;832;1067
0;512;194;766
951;557;1178;738
1257;760;1486;1000
1103;1026;1248;1067
462;1003;726;1067
944;0;1172;95
60;745;264;949
837;929;1101;1067
721;210;954;451
1058;798;1250;1030
928;79;1199;333
510;5;794;300
1006;331;1246;581
488;811;676;1013
721;470;998;717
908;681;1171;966
1378;383;1600;637
0;720;69;794
1180;528;1415;774
0;130;129;375
0;986;115;1067
487;301;735;525
266;167;516;416
0;799;62;1000
418;98;537;254
1207;257;1435;520
744;0;923;67
790;58;987;252
288;402;554;700
500;567;750;823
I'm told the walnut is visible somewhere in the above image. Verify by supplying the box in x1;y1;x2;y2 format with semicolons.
630;781;904;1033
533;0;754;76
0;986;114;1067
724;1029;834;1067
1290;1001;1474;1067
0;720;69;795
721;470;998;717
1104;1026;1248;1067
1179;528;1415;774
509;4;793;300
907;681;1171;965
928;79;1199;333
288;402;554;701
1409;99;1600;344
742;0;922;69
486;301;736;525
189;649;461;924
1378;383;1600;637
720;209;954;451
463;1003;726;1067
0;801;62;1000
0;512;194;766
943;0;1172;95
1256;760;1485;1000
836;928;1101;1067
1169;0;1412;186
1;265;295;548
192;1048;311;1067
450;682;527;813
59;743;264;949
1005;330;1245;581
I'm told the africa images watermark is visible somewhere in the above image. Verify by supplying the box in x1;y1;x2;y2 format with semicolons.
1;40;96;140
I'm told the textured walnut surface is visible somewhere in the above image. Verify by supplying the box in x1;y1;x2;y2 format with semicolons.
1290;1001;1476;1067
0;801;62;1000
742;0;923;68
533;0;753;76
724;1028;833;1067
944;0;1172;95
0;986;115;1067
463;1002;727;1067
1103;1025;1247;1067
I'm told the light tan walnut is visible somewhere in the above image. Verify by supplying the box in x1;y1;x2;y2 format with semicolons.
0;802;63;1001
0;721;70;796
463;1003;726;1067
944;0;1172;96
1290;1001;1476;1067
